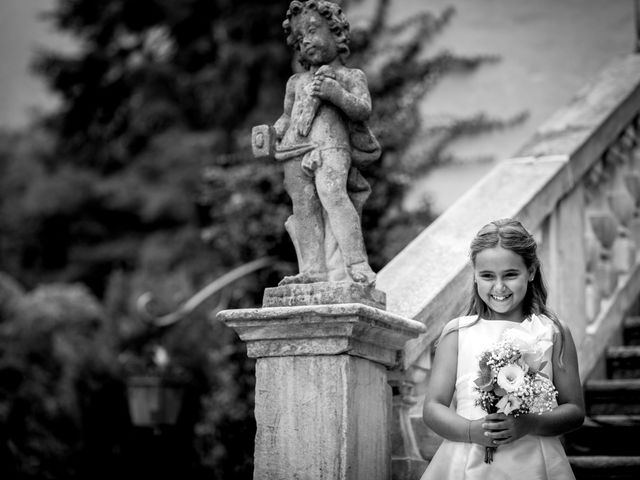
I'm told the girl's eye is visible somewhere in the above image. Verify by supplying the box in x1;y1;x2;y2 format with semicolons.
479;274;494;280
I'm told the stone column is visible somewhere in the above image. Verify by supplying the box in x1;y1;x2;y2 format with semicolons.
543;185;587;347
217;283;425;480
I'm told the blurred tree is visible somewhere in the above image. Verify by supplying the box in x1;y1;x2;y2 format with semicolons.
0;0;520;478
0;279;128;479
1;0;294;476
12;0;295;297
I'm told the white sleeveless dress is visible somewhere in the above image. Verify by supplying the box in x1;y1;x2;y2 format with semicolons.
420;315;576;480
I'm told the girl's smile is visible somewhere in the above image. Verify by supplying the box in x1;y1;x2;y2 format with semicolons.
474;246;534;322
490;294;511;301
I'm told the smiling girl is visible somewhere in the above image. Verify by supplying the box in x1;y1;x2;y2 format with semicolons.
420;218;585;479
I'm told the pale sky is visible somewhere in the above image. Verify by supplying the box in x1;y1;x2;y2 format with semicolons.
0;0;76;129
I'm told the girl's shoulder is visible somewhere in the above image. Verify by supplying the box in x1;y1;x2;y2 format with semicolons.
456;315;479;328
530;313;573;345
440;315;478;337
531;313;565;333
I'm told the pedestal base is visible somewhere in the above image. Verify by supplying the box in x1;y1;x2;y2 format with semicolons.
263;281;386;309
254;355;390;480
217;302;425;480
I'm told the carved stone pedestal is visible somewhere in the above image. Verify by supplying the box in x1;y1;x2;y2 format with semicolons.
217;302;425;480
262;281;386;309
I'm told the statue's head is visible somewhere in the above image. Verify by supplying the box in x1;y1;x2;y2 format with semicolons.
283;0;350;70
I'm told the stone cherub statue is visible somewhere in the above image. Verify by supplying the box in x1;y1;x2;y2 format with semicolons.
252;0;381;287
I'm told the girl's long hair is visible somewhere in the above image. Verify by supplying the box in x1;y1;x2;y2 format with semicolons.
462;218;566;363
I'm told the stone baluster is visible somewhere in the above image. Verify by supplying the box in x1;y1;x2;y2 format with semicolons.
584;165;605;321
625;120;640;248
389;346;432;480
589;212;620;297
620;123;637;154
587;151;620;299
584;272;601;324
389;372;427;479
626;172;640;249
607;135;638;273
633;116;640;170
631;117;640;174
585;139;632;299
541;187;587;344
584;207;601;324
608;194;636;274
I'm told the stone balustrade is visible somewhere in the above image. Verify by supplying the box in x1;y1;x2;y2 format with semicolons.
376;54;640;478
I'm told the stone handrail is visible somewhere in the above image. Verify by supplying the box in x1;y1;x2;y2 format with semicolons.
377;54;640;475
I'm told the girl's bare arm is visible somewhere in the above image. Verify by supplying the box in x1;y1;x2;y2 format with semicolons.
423;326;493;446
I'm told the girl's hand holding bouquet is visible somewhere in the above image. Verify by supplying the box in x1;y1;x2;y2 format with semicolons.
473;317;558;463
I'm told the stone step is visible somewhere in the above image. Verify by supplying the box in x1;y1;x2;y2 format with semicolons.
585;379;640;415
622;316;640;346
607;346;640;379
569;456;640;480
564;415;640;456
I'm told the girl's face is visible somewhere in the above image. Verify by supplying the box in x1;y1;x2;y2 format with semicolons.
473;246;534;322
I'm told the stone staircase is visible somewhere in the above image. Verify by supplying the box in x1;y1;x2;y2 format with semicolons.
566;316;640;479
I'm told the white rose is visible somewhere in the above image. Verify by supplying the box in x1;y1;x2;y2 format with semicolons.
522;348;546;372
496;363;526;392
503;327;553;372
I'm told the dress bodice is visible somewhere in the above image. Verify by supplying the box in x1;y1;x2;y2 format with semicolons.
452;315;557;420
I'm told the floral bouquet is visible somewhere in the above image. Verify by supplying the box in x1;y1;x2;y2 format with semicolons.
473;322;558;463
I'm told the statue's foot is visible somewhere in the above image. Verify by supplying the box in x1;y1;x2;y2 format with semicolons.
278;271;328;286
347;262;376;286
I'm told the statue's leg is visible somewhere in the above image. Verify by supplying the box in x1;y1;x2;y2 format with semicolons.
323;210;349;282
347;167;372;217
280;159;328;285
315;149;376;285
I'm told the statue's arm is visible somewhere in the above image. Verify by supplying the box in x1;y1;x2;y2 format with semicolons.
313;68;371;122
274;75;297;139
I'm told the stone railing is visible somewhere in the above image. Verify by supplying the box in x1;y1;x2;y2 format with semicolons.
377;53;640;478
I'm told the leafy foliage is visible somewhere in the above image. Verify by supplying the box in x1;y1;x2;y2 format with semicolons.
0;279;126;479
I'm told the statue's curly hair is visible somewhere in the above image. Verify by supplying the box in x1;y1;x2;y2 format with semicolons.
283;0;350;70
